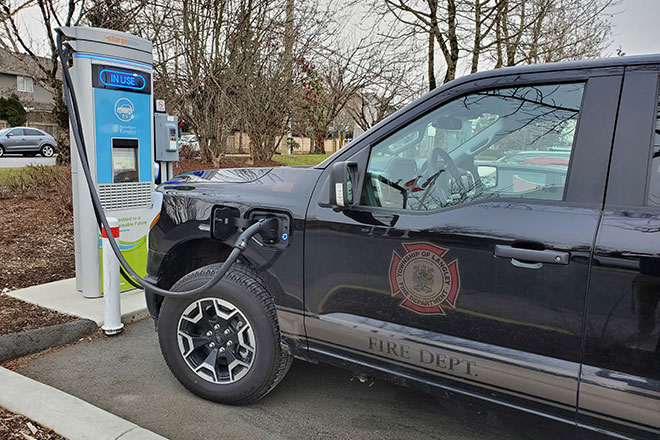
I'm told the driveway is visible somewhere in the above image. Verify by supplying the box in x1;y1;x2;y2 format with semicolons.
18;319;538;440
0;155;57;168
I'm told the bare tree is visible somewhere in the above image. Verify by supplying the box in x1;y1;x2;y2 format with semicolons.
363;0;463;88
302;40;384;153
0;0;86;163
482;0;615;68
83;0;147;32
345;47;423;131
360;0;615;90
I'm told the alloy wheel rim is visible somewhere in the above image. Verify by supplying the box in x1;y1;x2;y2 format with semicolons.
177;298;256;384
43;146;53;156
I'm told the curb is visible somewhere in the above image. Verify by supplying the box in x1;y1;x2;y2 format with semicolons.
0;319;99;362
121;307;151;326
0;367;167;440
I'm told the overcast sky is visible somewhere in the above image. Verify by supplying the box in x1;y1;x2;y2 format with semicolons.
13;0;660;59
607;0;660;55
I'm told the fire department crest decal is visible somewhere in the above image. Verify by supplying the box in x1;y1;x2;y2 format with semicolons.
389;242;460;315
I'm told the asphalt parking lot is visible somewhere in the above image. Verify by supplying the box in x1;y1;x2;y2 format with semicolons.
17;319;538;440
0;155;56;168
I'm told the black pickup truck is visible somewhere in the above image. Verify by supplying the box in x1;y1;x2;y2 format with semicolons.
146;55;660;439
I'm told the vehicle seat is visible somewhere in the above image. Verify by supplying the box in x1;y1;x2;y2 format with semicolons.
385;157;418;186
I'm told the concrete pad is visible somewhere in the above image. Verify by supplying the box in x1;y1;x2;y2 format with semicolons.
0;367;166;440
7;278;149;326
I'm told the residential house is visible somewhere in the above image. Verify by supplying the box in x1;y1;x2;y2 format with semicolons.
0;48;61;137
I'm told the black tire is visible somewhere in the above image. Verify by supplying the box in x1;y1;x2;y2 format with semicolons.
40;144;54;157
158;262;292;405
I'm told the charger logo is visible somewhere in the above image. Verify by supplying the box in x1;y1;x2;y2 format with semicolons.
389;242;460;315
114;98;135;122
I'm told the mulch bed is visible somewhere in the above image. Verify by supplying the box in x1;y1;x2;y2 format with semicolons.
0;407;64;439
0;295;77;337
0;191;75;292
0;185;78;338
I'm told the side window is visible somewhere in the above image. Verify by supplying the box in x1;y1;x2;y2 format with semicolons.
9;128;24;136
17;76;33;93
646;84;660;206
24;129;42;136
361;83;585;211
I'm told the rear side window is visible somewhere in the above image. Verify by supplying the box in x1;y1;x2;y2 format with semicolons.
647;87;660;206
24;128;42;136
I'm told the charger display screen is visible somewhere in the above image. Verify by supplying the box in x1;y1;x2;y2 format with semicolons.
112;139;139;183
92;65;151;95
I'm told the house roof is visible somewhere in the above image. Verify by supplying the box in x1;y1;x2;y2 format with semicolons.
0;47;61;81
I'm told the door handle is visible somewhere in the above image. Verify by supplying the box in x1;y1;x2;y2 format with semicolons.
494;245;570;267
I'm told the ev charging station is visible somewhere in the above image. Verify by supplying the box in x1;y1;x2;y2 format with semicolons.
59;27;178;299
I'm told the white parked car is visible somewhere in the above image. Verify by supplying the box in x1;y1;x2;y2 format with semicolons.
179;134;199;151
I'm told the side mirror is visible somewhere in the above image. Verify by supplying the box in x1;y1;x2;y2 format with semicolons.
477;165;497;189
6;132;13;137
329;161;358;210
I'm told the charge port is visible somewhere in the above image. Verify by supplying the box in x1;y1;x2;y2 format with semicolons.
249;211;291;249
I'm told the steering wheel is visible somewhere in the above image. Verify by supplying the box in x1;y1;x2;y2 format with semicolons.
413;148;466;210
427;148;466;191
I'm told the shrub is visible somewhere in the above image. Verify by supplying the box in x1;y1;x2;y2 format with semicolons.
179;144;199;160
0;94;27;127
1;165;57;191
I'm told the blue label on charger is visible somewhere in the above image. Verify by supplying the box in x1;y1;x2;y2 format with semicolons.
94;87;151;184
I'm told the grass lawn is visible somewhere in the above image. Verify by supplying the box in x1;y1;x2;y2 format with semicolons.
271;154;331;166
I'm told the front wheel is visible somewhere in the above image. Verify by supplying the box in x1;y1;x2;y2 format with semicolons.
40;144;54;157
158;263;292;404
0;145;4;157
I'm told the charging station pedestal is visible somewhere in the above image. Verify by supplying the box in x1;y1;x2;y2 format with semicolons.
60;27;155;298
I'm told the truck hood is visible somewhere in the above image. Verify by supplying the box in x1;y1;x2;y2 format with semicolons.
170;167;277;184
157;166;324;216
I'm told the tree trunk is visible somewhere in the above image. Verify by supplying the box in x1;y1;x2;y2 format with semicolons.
471;0;482;74
428;32;436;91
51;80;70;165
311;130;325;154
443;0;459;83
